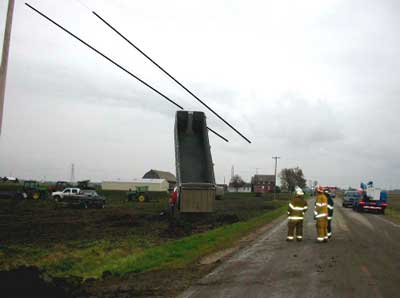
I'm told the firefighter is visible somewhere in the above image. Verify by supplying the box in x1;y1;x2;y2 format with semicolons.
324;189;334;238
287;186;308;241
314;186;329;242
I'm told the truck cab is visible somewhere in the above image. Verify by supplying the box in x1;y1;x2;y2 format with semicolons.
52;188;80;200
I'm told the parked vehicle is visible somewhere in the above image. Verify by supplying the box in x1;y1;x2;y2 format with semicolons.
342;191;360;208
127;186;149;202
77;180;96;190
0;180;25;200
126;187;168;202
49;181;72;193
353;182;388;214
52;188;80;200
23;180;48;200
53;188;106;209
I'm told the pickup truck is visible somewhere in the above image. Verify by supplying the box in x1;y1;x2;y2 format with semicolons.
52;188;106;209
52;188;80;200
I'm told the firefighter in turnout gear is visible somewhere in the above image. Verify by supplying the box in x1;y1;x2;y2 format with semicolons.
314;186;329;242
287;187;308;241
324;189;334;239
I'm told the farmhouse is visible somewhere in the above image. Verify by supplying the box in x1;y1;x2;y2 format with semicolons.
251;174;275;193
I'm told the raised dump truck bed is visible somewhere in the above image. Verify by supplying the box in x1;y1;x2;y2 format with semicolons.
174;111;216;212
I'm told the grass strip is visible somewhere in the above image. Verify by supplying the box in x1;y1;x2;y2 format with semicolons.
88;204;286;278
385;206;400;224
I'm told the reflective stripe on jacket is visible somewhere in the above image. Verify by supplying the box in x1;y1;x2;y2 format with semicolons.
288;196;308;220
314;193;328;218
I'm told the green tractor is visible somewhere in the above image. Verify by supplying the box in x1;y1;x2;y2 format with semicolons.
127;186;149;202
23;180;48;200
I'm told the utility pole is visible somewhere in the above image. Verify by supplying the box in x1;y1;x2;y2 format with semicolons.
70;163;75;183
272;156;280;200
0;0;15;135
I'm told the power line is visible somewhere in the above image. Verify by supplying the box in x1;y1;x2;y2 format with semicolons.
25;3;228;143
75;0;90;11
206;126;228;142
26;3;184;109
91;11;251;144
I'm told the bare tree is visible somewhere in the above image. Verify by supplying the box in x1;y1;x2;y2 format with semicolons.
229;175;245;192
280;167;306;192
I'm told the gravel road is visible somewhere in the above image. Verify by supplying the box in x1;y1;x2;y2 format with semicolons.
178;198;400;298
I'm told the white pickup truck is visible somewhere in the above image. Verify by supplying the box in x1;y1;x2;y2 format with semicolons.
52;188;106;209
52;188;81;200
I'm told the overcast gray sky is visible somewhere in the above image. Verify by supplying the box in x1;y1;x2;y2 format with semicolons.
1;0;399;189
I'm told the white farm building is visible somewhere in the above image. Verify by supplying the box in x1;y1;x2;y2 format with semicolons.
101;179;169;192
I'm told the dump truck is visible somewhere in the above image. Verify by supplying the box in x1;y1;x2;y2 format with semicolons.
174;111;216;212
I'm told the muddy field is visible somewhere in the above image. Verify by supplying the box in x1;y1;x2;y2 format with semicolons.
0;191;286;244
0;191;288;297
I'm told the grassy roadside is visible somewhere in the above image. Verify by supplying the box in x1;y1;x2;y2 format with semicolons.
102;204;287;277
384;194;400;224
0;203;287;280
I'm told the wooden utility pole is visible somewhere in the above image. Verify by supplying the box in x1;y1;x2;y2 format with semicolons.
0;0;15;135
272;156;280;200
